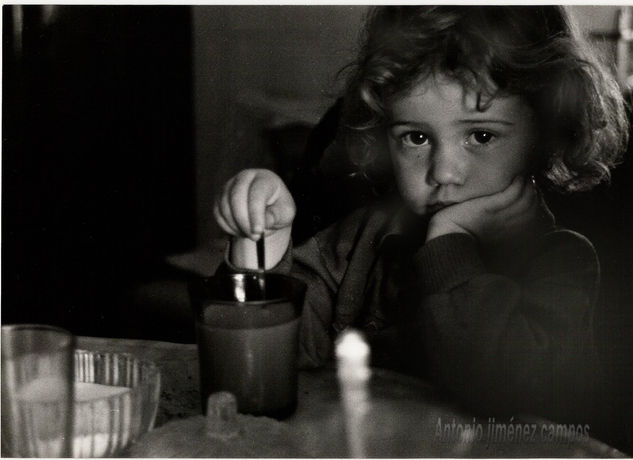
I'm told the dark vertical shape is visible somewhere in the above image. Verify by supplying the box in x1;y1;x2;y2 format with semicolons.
2;6;195;336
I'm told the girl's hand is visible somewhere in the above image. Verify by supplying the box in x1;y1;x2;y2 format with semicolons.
213;169;295;269
426;176;553;245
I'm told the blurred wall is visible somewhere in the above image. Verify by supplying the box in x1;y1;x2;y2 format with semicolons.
192;5;367;247
570;5;621;67
571;5;619;30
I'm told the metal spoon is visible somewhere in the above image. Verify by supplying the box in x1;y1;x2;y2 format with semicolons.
256;234;266;299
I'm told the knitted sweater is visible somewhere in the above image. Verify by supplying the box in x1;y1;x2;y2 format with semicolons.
223;200;604;423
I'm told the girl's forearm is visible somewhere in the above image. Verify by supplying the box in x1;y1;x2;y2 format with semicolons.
407;230;599;420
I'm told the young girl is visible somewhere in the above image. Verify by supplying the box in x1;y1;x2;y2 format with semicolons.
213;6;628;430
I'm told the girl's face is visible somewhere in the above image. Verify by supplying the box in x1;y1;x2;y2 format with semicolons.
386;76;538;215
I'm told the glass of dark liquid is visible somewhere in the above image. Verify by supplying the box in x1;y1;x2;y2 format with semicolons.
190;273;306;419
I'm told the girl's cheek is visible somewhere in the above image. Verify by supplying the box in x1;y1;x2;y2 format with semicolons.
469;160;518;196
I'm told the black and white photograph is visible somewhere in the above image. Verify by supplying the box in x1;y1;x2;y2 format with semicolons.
2;3;632;457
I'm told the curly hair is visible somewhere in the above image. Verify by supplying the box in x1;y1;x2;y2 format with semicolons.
340;6;629;193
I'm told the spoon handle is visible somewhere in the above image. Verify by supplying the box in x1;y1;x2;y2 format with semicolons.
256;235;266;299
256;235;266;271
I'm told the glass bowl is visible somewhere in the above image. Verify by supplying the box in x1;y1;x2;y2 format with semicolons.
73;350;161;457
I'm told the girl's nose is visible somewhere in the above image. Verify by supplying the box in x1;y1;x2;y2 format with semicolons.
427;144;466;186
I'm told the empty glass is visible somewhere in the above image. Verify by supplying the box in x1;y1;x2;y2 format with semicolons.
1;324;75;457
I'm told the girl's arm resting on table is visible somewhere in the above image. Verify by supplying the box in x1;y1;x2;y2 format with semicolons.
408;231;602;423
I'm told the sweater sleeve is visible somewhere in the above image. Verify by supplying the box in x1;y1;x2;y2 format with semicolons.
408;230;602;422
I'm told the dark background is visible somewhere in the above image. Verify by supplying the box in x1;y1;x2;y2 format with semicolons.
2;6;196;336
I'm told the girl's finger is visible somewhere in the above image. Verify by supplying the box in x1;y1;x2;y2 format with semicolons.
213;199;237;236
521;181;538;209
218;178;240;234
507;175;533;208
219;194;240;235
510;182;539;224
248;174;276;236
265;192;296;231
228;172;257;238
265;208;277;230
505;175;527;205
508;191;536;222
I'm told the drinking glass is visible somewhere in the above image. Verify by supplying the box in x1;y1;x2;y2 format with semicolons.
1;324;75;457
190;273;306;419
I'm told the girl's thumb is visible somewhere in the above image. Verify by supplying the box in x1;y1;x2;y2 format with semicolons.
265;208;277;229
264;202;294;230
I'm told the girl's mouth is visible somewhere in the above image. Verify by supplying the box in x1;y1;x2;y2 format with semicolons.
426;201;457;214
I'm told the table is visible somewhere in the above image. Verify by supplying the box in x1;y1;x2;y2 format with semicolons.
77;336;625;457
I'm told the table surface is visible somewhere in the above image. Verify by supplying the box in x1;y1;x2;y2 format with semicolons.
77;336;625;458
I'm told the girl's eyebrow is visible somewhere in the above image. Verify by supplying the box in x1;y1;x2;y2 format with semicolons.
388;121;424;128
388;119;515;128
458;118;515;126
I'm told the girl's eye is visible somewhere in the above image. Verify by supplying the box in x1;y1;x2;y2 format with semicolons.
469;131;495;145
401;132;429;147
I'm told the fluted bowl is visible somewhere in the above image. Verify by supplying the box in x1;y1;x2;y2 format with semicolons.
73;350;160;457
